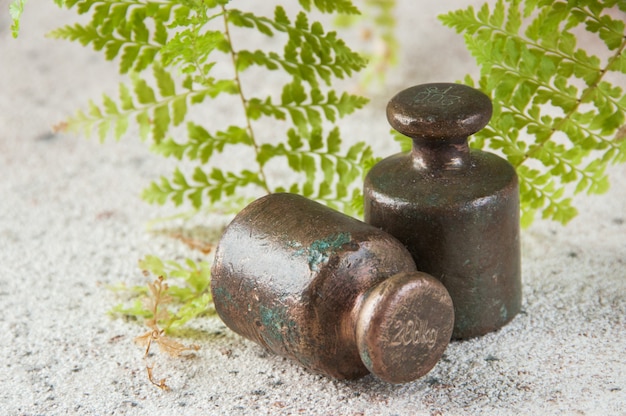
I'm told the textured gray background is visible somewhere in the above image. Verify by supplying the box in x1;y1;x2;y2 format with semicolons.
1;1;625;415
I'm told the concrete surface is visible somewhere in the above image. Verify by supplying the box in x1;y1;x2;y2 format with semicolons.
1;1;625;415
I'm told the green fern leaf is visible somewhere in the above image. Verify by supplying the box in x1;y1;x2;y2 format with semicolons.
229;8;367;88
144;166;265;210
9;0;26;38
49;1;184;73
114;255;216;330
441;0;626;226
153;124;251;164
298;0;360;15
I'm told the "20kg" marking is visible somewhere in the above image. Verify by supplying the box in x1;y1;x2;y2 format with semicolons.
389;318;438;349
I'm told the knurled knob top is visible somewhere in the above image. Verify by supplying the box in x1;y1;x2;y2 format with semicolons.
356;271;454;384
387;83;492;140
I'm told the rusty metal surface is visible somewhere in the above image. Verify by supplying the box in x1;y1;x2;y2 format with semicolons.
211;193;453;382
364;83;522;339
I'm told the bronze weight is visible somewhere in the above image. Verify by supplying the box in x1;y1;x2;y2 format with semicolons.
364;83;522;339
211;193;454;383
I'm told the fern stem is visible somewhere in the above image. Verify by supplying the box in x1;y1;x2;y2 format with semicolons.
514;35;626;168
221;6;272;195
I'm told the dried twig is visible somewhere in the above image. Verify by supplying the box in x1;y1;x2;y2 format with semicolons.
134;276;200;390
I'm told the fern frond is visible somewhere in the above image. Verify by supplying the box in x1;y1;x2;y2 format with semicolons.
63;64;238;143
9;0;26;38
298;0;360;15
48;1;186;73
247;80;368;135
152;124;252;163
53;1;371;225
229;7;368;88
160;28;228;80
143;167;265;209
334;0;400;89
258;126;374;215
114;255;215;330
441;0;626;226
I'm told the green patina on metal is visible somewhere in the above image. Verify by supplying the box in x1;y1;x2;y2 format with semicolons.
360;348;373;371
212;286;233;303
288;232;352;271
260;304;283;332
499;303;508;322
212;285;240;311
259;304;299;347
306;232;352;271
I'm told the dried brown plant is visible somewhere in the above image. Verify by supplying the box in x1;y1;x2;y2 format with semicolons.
134;276;200;390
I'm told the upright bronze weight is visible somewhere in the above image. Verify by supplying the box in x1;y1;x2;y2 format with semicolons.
364;83;522;339
211;193;454;383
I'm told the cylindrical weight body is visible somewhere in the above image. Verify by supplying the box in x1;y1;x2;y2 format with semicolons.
211;193;454;382
364;83;522;339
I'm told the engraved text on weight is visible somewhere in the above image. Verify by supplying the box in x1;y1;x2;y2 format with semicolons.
389;318;438;349
412;86;461;107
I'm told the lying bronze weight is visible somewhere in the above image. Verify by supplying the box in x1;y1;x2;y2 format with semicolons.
364;83;522;339
211;193;454;383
